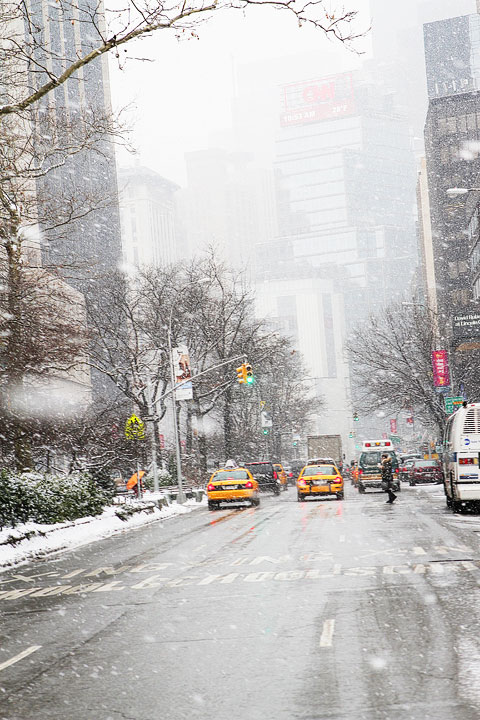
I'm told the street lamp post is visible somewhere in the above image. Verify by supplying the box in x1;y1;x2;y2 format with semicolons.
168;323;186;504
165;277;208;504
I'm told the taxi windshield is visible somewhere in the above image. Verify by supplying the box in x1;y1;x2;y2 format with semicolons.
212;469;249;480
303;465;336;476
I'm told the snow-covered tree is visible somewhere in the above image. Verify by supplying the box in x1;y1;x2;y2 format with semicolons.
346;301;447;433
0;0;362;120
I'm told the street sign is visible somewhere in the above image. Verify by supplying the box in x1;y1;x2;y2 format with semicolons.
125;414;145;440
444;396;463;415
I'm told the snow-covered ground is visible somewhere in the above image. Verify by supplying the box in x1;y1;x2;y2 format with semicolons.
0;492;206;571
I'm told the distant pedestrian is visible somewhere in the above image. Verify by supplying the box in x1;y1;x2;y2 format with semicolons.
380;453;396;504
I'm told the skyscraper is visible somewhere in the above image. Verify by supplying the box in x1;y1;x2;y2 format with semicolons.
30;0;123;296
369;0;476;141
118;165;180;269
424;13;480;315
423;12;480;396
273;68;416;326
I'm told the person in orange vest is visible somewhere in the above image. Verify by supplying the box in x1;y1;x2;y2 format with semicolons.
126;470;145;496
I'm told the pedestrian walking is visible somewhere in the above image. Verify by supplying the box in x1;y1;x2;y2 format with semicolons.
380;453;397;504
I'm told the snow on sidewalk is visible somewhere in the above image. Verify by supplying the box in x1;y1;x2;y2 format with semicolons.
0;493;206;571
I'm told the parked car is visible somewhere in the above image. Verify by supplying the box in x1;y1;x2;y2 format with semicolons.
408;459;444;486
399;458;416;482
289;460;307;484
243;461;281;495
206;467;260;510
283;464;293;484
273;463;288;491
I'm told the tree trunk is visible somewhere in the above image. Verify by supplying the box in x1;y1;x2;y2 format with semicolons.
5;233;34;471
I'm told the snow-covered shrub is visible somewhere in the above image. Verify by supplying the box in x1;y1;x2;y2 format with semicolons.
0;471;109;528
143;469;173;490
0;470;35;528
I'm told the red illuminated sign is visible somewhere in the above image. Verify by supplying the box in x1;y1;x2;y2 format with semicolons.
432;350;451;388
390;419;397;434
280;72;356;127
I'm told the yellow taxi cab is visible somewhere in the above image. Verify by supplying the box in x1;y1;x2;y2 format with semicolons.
297;463;344;502
273;463;288;491
206;467;260;510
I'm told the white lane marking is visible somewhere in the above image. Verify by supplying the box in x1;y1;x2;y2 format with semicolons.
413;547;427;555
319;619;335;647
339;535;345;543
0;645;42;673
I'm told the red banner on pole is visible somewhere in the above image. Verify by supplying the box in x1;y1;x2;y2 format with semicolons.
390;419;397;434
432;350;451;387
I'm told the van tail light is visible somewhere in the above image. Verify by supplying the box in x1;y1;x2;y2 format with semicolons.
288;472;293;477
359;469;363;475
207;484;215;491
394;468;399;474
459;458;474;465
273;471;278;479
245;481;253;489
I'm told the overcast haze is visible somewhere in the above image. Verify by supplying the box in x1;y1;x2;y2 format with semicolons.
109;1;372;184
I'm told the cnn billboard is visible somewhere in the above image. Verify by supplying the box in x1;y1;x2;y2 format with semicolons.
280;72;356;128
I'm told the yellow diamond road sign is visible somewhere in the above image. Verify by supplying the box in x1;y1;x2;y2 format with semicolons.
125;414;145;440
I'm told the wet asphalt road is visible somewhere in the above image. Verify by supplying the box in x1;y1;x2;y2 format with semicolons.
2;483;480;719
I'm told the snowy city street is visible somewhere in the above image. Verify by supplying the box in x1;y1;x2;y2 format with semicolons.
4;0;480;717
2;485;480;719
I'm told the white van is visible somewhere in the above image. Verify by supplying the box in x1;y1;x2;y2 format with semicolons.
443;402;480;511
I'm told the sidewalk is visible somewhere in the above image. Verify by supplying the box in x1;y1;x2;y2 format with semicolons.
0;492;207;571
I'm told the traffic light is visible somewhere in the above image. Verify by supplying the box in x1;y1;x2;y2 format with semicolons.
236;364;247;384
353;412;359;422
292;439;298;447
245;363;254;384
263;428;269;435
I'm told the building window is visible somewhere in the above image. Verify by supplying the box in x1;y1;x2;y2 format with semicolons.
467;113;477;130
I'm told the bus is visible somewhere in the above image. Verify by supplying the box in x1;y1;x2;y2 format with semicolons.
443;401;480;512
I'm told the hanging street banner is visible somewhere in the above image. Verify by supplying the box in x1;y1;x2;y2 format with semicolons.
444;396;464;415
172;344;193;401
390;419;397;434
431;350;451;388
125;414;145;440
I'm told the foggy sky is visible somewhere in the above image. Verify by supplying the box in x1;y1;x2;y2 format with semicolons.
109;1;371;184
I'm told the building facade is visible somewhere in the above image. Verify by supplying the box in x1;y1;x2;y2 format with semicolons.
177;149;277;272
118;165;180;269
272;69;417;329
29;0;123;295
423;13;480;396
424;14;480;317
255;270;355;459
